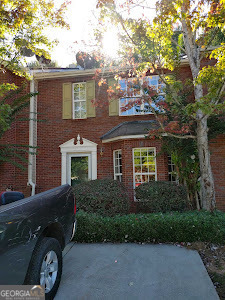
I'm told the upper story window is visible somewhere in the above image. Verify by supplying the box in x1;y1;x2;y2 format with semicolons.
119;75;165;116
114;150;122;182
73;82;87;119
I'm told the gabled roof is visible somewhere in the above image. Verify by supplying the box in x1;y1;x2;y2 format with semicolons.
31;46;218;80
101;120;159;143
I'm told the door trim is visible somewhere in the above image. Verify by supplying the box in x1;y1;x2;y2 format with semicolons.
59;136;97;185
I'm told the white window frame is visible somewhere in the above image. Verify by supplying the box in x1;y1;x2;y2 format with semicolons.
168;155;178;183
113;149;122;182
119;75;165;116
73;82;87;119
133;147;157;190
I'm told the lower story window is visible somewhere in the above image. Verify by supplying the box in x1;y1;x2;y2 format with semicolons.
133;148;156;187
114;149;122;182
168;155;178;182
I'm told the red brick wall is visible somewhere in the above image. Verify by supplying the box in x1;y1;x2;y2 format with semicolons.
35;76;169;194
0;70;31;195
210;135;225;211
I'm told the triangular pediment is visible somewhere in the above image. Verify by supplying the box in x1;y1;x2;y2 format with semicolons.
59;135;97;153
59;138;75;148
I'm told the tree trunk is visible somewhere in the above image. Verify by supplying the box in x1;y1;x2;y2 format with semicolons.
181;14;216;211
196;117;216;210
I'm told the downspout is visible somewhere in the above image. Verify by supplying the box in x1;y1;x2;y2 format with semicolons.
28;72;36;196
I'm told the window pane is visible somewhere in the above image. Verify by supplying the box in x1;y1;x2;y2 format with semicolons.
119;79;126;91
80;102;86;118
74;111;80;119
158;84;165;94
149;165;155;172
134;150;140;157
141;156;147;164
142;165;148;173
135;165;141;172
74;102;80;118
71;156;88;186
79;83;85;92
80;110;86;119
141;149;147;156
74;102;80;110
135;175;142;187
80;91;85;99
115;175;122;182
142;174;148;183
143;102;151;113
114;150;122;180
148;149;154;156
149;175;155;181
74;85;79;93
74;93;79;100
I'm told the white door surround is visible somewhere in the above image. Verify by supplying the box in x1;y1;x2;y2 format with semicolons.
59;135;98;185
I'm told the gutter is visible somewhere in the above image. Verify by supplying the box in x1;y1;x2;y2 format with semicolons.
32;66;127;80
27;74;36;196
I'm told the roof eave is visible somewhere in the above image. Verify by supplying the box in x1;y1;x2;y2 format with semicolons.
101;134;147;143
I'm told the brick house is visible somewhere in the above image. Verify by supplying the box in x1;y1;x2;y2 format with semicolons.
0;63;225;211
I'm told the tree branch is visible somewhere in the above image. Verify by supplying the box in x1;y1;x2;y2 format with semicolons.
162;132;196;139
138;84;196;140
215;79;225;105
171;38;186;54
116;13;138;46
200;27;220;61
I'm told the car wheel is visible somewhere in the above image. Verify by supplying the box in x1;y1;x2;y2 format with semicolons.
25;237;62;300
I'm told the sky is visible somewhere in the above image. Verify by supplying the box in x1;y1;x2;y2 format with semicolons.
47;0;157;67
49;0;98;67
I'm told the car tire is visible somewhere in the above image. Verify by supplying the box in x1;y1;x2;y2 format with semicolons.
25;237;63;300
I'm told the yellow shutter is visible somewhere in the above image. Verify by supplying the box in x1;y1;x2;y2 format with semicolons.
86;80;96;118
62;83;72;119
108;78;119;116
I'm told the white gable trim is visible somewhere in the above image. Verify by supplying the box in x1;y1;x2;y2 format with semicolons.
59;135;98;184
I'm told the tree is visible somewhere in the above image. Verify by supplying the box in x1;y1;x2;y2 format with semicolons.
0;84;38;169
97;0;225;211
0;0;69;77
0;0;69;167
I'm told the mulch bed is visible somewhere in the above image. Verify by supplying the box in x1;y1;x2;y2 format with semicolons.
183;242;225;299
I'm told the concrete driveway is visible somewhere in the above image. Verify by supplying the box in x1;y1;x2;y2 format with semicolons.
55;243;219;300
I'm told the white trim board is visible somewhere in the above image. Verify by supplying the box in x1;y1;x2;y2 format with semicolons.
102;134;146;143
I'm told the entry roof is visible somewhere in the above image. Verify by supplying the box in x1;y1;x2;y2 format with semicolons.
100;120;159;142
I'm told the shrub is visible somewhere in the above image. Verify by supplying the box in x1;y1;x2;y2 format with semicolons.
74;210;225;244
135;181;188;213
73;179;130;217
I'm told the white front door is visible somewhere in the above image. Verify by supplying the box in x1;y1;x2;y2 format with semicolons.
68;153;91;186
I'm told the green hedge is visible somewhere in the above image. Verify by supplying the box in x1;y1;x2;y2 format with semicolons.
135;181;188;213
74;210;225;244
73;179;130;217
